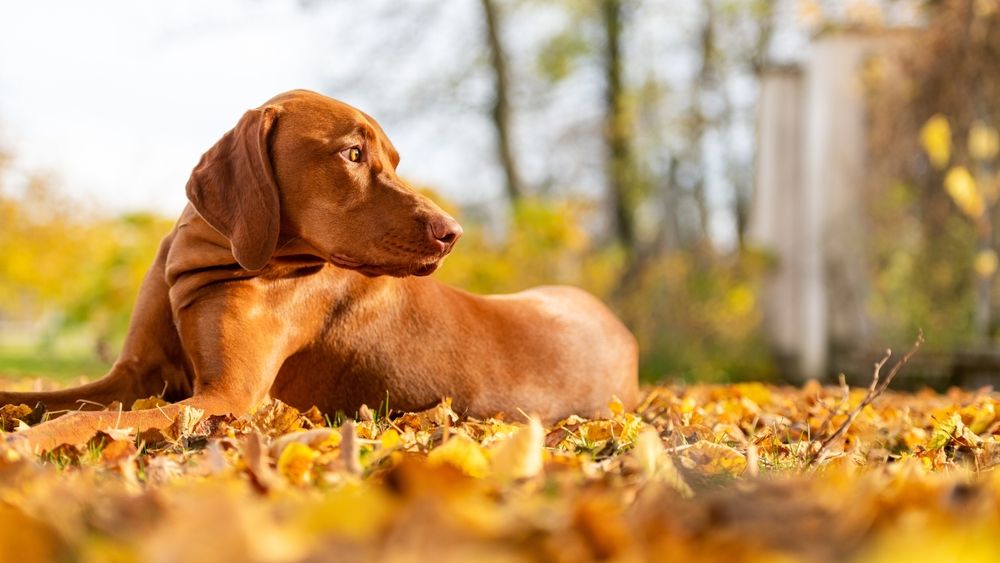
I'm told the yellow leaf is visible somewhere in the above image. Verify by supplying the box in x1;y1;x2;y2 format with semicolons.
277;441;319;485
574;414;645;449
681;440;748;476
467;418;522;447
726;285;756;316
608;396;625;417
970;121;1000;161
617;413;645;445
733;382;772;407
579;420;615;443
966;401;996;434
299;483;396;540
901;427;927;451
130;396;169;411
629;426;694;497
380;428;401;450
680;397;697;414
427;434;490;478
944;166;984;218
928;413;960;451
0;505;60;563
490;416;545;482
921;114;952;169
269;427;339;458
859;520;1000;563
975;249;998;279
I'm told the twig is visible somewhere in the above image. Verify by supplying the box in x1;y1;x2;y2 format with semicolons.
663;443;695;455
808;331;924;466
815;373;852;438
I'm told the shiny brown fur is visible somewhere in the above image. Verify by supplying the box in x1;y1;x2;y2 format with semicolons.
1;90;638;451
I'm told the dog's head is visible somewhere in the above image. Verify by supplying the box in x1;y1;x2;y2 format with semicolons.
186;89;462;275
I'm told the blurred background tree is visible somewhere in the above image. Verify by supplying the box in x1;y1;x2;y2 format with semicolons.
0;154;172;377
866;0;1000;357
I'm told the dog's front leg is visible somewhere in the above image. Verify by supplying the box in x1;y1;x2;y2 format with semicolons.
173;291;297;418
7;290;298;452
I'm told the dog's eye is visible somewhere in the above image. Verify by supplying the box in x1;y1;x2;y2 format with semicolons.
345;147;362;163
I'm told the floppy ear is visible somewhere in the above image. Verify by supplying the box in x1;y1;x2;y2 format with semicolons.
186;106;281;271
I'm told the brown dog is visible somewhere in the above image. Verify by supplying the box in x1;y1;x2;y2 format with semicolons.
0;90;638;451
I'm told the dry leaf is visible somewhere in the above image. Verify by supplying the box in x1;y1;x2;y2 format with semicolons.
242;432;279;492
0;404;32;432
427;433;490;478
269;428;340;458
164;405;204;441
277;442;319;485
490;416;544;482
131;396;169;411
247;400;304;436
629;427;693;497
680;440;748;476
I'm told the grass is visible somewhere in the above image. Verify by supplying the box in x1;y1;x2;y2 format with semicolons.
0;342;111;383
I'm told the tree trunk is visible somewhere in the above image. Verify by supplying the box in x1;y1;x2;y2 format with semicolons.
599;0;635;250
480;0;525;204
679;3;717;246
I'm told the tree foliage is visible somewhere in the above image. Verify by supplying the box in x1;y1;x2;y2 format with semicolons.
866;0;1000;349
0;163;172;355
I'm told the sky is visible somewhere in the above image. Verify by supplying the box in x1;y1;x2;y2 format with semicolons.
0;0;493;216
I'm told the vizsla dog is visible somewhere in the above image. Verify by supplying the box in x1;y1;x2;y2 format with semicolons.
1;90;638;451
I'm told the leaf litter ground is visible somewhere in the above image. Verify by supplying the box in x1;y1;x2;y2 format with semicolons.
2;375;1000;562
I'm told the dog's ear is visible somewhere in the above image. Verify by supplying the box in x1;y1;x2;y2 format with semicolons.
186;106;281;271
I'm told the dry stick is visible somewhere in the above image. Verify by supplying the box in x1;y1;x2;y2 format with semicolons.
814;373;853;439
808;331;924;466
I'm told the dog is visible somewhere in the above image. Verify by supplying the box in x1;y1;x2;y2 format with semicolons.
0;90;638;451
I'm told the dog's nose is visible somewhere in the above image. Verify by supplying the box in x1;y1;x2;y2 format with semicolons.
428;215;463;248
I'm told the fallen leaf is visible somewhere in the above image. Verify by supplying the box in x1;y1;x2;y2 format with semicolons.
0;504;62;562
0;404;32;432
165;405;204;442
609;396;625;417
490;416;544;482
242;432;279;492
246;400;304;436
680;440;748;476
269;428;340;458
131;396;169;411
380;428;401;450
427;433;490;478
277;441;319;485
